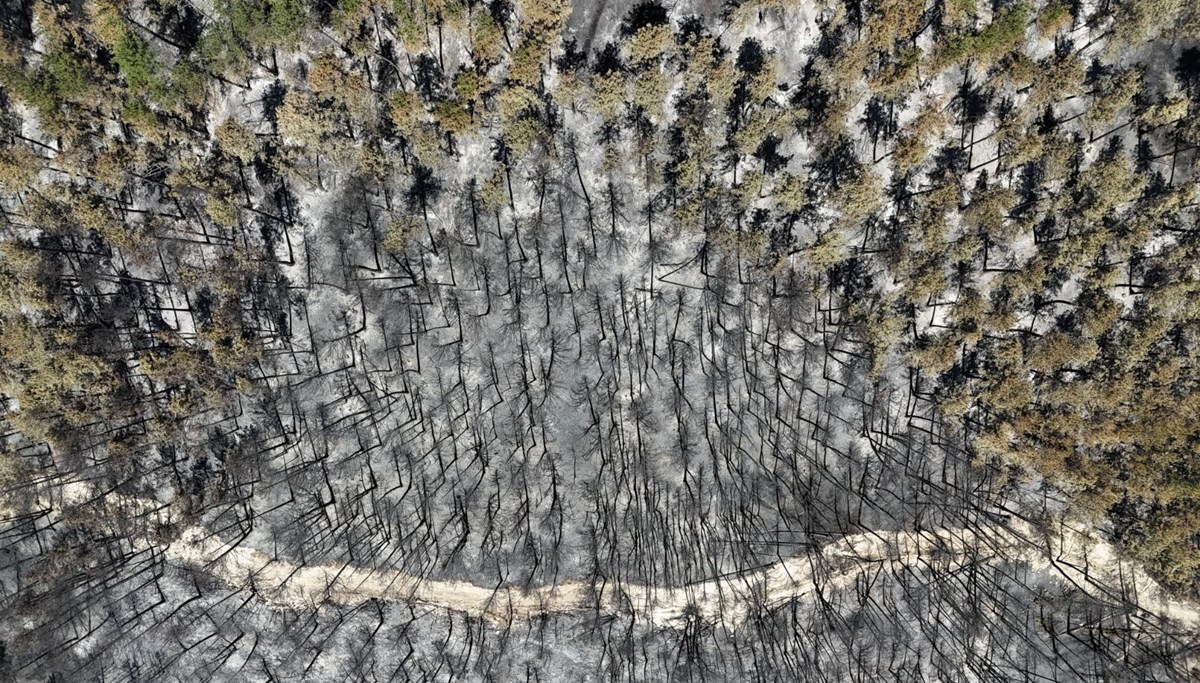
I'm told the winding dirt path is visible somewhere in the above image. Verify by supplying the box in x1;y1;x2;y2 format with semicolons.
39;481;1200;629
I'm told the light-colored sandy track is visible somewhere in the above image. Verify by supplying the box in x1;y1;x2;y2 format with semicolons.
26;481;1199;629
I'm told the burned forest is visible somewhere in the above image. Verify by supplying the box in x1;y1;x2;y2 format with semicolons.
2;0;1200;680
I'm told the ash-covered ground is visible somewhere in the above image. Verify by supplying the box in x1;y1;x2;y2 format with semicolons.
2;0;1200;680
